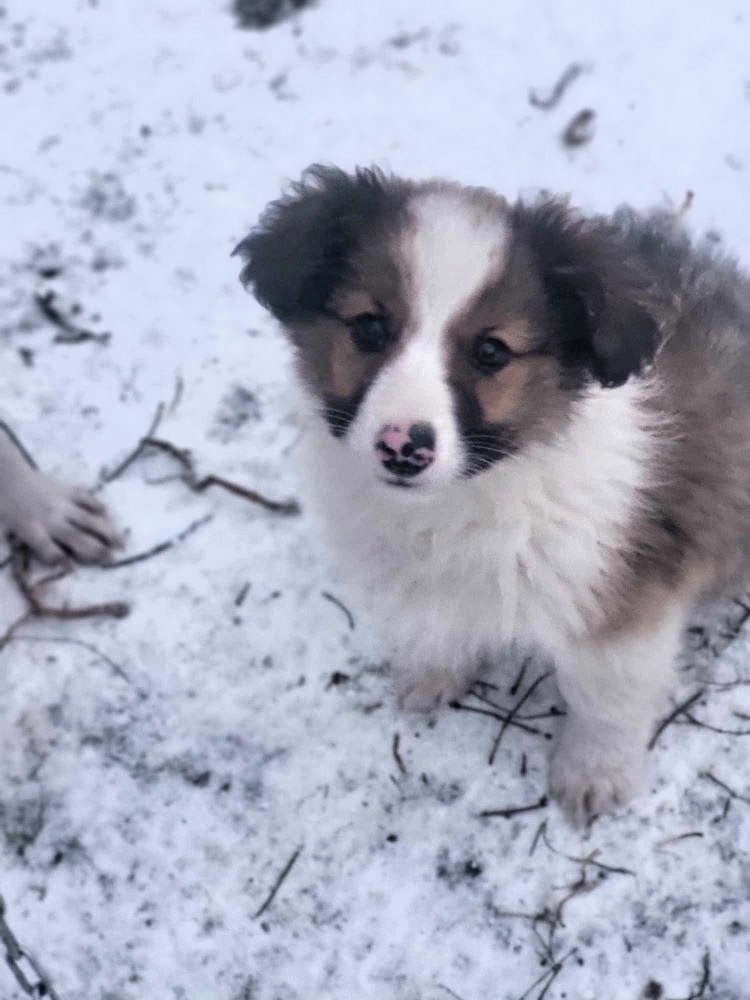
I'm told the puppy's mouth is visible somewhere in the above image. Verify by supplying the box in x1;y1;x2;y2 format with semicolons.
381;476;418;489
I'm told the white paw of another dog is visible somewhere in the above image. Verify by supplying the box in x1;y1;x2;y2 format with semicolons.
549;720;645;827
397;668;471;713
5;472;123;565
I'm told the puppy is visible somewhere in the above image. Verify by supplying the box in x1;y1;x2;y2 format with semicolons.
236;166;750;823
0;423;120;564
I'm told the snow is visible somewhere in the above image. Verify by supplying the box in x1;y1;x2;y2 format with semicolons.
1;1;750;997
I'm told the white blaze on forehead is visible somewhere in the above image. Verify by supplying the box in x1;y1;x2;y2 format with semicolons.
404;189;510;342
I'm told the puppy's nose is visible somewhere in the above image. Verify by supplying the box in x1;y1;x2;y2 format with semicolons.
375;422;436;477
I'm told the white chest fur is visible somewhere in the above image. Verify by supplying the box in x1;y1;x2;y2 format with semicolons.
303;382;656;673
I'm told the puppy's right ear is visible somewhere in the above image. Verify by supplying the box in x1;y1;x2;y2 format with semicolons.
234;165;392;322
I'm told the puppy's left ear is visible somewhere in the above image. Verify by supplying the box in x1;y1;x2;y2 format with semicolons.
515;199;662;388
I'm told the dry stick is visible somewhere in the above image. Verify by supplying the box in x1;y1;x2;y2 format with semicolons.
562;108;596;147
680;951;711;1000
509;657;529;696
656;831;704;850
35;290;110;344
101;402;165;483
0;610;34;651
253;846;303;920
529;819;547;857
489;671;553;765
451;700;548;739
479;794;548;820
648;688;705;750
144;437;300;514
436;985;467;1000
540;824;635;877
10;550;130;621
7;634;135;687
321;591;355;630
701;770;750;805
392;733;407;776
101;514;213;570
518;947;577;1000
536;949;578;1000
678;712;750;738
529;62;587;110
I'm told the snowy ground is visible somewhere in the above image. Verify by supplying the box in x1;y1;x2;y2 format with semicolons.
1;1;750;997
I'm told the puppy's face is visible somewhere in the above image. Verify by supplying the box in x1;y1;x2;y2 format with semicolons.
237;168;660;493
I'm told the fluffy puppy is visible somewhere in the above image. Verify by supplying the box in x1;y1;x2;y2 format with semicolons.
0;423;120;564
236;166;750;824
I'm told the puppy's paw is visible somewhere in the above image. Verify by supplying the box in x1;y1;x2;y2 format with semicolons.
6;474;123;565
549;721;645;827
397;669;469;713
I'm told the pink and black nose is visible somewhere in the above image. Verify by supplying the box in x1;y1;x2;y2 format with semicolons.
375;422;436;478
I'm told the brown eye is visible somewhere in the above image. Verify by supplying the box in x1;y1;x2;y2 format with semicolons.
473;334;512;373
350;313;391;353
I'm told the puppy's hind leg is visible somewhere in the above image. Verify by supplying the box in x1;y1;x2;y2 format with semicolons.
549;602;687;826
0;426;122;564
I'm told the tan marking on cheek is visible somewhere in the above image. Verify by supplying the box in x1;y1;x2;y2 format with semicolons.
474;356;560;425
330;335;364;398
475;363;532;424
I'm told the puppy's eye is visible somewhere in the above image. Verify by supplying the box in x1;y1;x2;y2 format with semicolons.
473;334;512;373
350;313;391;354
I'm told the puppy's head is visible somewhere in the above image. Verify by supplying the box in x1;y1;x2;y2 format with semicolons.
236;167;660;492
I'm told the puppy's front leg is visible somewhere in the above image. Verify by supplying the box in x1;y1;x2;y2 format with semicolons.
550;606;685;826
0;427;121;564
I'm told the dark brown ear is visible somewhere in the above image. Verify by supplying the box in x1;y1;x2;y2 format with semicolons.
234;165;397;322
514;198;661;388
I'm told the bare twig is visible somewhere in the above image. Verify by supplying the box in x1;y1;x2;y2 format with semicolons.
392;733;407;776
479;794;548;819
101;402;165;483
436;986;467;1000
671;951;711;1000
322;591;355;630
10;549;130;621
648;689;705;750
0;421;38;469
655;831;704;851
678;712;750;738
701;770;750;806
489;671;553;765
144;437;299;514
540;825;635;877
35;290;110;344
450;700;549;739
529;62;588;110
6;634;136;687
253;846;303;920
529;819;547;857
101;514;213;570
518;947;577;1000
561;108;596;147
509;658;529;695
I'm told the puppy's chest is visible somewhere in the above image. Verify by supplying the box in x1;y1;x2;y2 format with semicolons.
323;475;615;645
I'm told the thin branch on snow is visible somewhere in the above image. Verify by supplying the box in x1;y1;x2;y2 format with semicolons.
101;514;213;570
528;62;588;110
391;732;407;776
7;547;130;624
253;846;303;920
101;401;165;483
489;671;553;765
648;688;705;750
321;590;355;630
479;794;548;820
